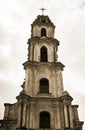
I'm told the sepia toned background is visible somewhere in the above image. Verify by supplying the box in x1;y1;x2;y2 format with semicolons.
0;0;85;129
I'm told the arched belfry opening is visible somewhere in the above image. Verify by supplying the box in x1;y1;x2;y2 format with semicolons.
39;111;50;128
40;46;47;62
40;78;49;93
41;28;46;37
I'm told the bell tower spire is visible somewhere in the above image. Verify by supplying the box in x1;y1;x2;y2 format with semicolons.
23;13;64;97
0;12;84;130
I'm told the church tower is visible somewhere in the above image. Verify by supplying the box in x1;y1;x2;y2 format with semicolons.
0;12;84;130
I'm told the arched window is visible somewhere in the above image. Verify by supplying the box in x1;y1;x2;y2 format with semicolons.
41;28;46;37
40;46;47;62
40;78;49;93
39;111;50;128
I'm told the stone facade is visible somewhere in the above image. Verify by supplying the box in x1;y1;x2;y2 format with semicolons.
0;14;84;130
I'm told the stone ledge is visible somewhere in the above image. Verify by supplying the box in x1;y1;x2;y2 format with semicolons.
37;93;52;97
23;61;65;70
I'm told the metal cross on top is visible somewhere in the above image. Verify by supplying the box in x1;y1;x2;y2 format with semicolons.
40;7;46;15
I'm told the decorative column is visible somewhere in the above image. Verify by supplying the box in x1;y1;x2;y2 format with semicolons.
64;104;69;128
26;103;30;128
72;105;79;121
30;102;36;129
53;102;57;129
16;95;27;130
69;105;74;128
17;101;22;127
56;102;61;129
22;103;27;127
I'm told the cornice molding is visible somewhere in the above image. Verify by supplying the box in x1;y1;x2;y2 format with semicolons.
27;37;59;46
23;61;65;70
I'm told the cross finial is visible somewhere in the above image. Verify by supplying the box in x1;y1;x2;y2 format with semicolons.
40;7;46;15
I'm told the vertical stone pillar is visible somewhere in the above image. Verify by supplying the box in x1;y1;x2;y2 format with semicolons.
30;102;36;129
73;105;79;121
30;105;33;128
26;103;30;128
56;103;61;129
64;105;69;128
56;70;64;97
53;102;57;129
22;103;27;127
69;105;74;128
32;45;34;61
53;46;56;62
16;98;28;130
17;103;22;127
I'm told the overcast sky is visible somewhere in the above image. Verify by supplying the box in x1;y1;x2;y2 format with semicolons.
0;0;85;129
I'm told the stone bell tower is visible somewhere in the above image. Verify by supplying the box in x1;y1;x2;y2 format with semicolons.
0;12;84;130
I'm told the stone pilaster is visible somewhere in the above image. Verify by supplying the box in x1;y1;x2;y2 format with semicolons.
17;103;22;127
56;102;61;129
64;104;69;128
22;103;27;127
69;105;74;128
30;102;36;129
26;103;30;128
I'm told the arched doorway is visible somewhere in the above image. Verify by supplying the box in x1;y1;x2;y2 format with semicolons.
39;111;50;128
40;78;49;93
41;28;46;37
40;46;47;62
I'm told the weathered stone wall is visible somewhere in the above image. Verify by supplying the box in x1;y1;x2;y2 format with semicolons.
1;93;83;130
0;14;84;130
4;103;18;120
24;63;64;97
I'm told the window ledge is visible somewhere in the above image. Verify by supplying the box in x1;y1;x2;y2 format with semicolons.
37;93;52;97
